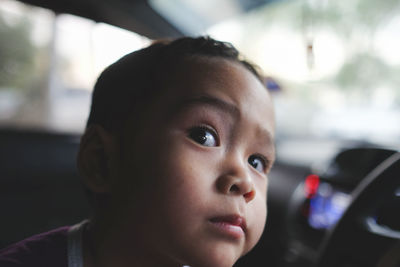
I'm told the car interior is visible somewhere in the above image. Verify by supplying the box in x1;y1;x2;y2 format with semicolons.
1;0;399;266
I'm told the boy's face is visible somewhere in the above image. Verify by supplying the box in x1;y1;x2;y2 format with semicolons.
110;58;275;267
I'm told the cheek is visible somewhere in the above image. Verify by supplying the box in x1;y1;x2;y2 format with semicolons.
255;197;268;236
243;190;268;255
155;140;216;208
146;140;220;251
156;129;220;183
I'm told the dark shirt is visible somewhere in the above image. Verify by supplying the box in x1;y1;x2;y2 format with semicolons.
0;227;70;267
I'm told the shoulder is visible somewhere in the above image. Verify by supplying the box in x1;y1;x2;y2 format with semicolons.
0;226;70;267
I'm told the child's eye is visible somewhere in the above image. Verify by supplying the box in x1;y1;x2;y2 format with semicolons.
188;126;219;147
248;155;267;173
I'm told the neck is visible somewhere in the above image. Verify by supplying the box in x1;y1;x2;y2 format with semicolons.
83;217;182;267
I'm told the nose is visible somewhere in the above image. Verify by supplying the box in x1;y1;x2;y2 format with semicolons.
216;154;256;203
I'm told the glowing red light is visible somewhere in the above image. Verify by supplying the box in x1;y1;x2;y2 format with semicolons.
304;174;320;198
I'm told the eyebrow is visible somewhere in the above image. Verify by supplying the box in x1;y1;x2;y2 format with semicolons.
256;126;275;148
170;94;240;119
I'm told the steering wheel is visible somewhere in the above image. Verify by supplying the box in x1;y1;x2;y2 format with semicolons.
316;152;400;267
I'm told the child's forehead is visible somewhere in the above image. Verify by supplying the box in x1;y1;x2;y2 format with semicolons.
159;57;274;129
176;56;242;74
123;56;272;129
164;57;262;96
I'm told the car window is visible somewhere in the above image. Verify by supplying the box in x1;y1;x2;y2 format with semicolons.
0;0;150;133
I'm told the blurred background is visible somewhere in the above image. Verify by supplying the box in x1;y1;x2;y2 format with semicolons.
1;0;399;152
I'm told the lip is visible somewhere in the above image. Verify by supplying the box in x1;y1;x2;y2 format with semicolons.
208;214;246;239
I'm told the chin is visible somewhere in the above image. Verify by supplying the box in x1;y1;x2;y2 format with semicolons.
186;256;237;267
183;244;242;267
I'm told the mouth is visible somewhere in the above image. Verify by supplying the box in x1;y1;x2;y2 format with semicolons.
208;214;246;239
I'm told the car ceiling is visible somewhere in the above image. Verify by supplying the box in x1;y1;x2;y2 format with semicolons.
18;0;184;39
17;0;286;40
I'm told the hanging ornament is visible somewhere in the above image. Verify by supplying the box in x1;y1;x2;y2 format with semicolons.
302;0;316;72
307;40;315;70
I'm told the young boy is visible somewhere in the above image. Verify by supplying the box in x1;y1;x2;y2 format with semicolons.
0;36;275;267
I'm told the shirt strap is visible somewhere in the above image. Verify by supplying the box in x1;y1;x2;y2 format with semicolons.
67;220;89;267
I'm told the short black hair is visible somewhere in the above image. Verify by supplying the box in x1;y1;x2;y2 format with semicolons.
86;36;264;133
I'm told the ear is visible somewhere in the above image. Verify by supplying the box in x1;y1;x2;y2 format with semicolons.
77;125;118;194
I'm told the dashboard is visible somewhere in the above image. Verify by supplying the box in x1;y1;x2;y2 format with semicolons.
307;178;351;230
282;147;398;266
